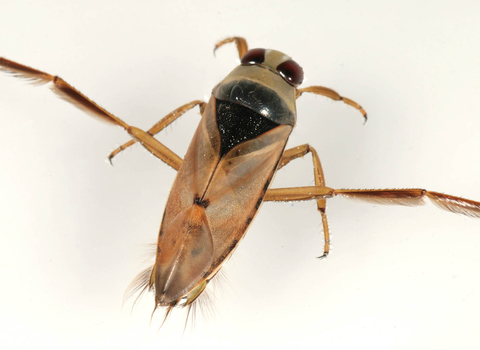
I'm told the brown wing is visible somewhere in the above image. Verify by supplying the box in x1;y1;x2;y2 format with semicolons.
152;96;292;303
0;57;128;127
152;97;221;304
203;122;292;273
153;205;214;305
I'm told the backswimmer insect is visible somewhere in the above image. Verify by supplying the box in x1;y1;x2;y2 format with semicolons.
1;37;480;324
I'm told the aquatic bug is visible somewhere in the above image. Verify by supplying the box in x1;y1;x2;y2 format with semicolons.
1;37;480;323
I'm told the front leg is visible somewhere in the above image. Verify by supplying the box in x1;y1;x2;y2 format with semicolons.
108;100;206;164
296;85;367;123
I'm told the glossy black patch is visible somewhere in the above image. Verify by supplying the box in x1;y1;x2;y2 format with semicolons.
213;79;295;125
216;99;279;158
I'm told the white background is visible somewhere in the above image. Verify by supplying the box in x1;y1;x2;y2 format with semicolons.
1;1;480;349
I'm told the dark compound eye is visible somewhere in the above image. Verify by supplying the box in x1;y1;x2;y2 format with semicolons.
241;48;266;65
277;59;304;86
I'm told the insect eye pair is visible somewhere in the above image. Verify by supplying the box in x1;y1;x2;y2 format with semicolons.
241;48;304;86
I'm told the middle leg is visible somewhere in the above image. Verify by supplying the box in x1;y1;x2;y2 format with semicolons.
108;100;206;165
270;144;331;258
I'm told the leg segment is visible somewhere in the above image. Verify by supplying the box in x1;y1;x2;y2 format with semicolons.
274;144;331;258
108;100;206;163
296;85;367;122
0;57;130;128
334;189;480;218
126;127;182;171
0;57;197;171
265;187;480;218
213;37;249;59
